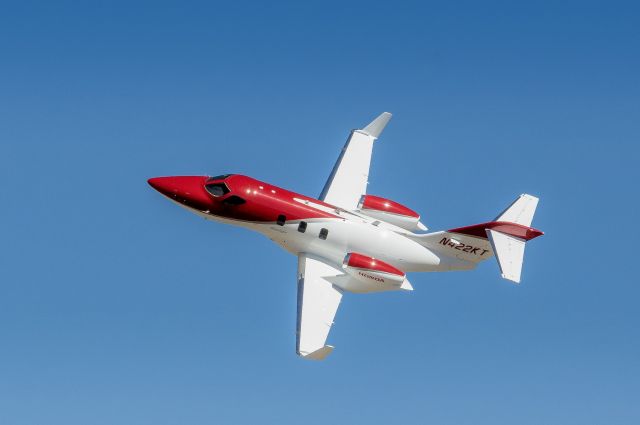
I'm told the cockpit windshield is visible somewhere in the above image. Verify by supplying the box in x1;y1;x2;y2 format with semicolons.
207;174;233;182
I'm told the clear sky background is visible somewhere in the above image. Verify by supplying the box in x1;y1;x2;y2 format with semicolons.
1;1;639;424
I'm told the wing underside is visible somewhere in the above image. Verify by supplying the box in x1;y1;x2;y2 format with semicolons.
319;112;391;210
296;254;343;360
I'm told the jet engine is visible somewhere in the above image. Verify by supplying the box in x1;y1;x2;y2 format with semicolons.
357;195;427;231
331;253;413;293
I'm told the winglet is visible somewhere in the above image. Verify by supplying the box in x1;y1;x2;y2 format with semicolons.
300;345;334;360
362;112;392;138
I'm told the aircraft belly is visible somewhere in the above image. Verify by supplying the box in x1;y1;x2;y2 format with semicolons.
344;224;440;272
259;220;440;271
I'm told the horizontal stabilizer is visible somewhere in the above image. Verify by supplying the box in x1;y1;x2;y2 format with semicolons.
487;229;526;284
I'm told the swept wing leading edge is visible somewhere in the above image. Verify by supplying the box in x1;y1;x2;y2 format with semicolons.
319;112;392;210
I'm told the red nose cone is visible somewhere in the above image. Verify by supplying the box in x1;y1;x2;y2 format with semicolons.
148;177;174;196
148;176;212;211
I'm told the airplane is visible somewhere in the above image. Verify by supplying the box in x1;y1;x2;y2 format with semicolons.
148;112;543;360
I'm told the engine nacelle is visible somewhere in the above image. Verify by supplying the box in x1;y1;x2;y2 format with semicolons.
333;253;413;293
357;195;427;231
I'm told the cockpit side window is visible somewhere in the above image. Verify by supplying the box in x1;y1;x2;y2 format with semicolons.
205;183;230;197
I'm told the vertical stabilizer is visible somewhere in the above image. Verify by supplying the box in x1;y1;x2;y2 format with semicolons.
409;193;543;283
495;194;539;227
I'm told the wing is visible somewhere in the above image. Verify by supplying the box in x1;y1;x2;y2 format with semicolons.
319;112;392;210
296;254;344;360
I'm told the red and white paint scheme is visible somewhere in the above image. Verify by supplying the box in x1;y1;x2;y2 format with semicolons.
148;112;543;360
357;194;426;231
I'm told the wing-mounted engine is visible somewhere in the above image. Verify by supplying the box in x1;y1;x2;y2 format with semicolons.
357;195;427;232
328;253;413;293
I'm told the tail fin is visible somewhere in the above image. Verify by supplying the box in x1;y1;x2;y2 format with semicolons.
408;194;543;283
488;194;541;283
494;193;539;227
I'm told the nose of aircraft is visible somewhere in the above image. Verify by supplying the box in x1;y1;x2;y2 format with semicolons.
147;177;172;196
148;176;213;211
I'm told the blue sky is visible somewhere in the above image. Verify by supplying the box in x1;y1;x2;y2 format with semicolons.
1;1;639;424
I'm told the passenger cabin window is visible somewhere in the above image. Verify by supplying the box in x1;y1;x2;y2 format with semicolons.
298;221;307;233
205;183;229;197
319;228;328;240
222;195;246;206
277;215;286;226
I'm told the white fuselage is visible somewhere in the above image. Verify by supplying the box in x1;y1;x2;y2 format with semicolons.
184;202;467;274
